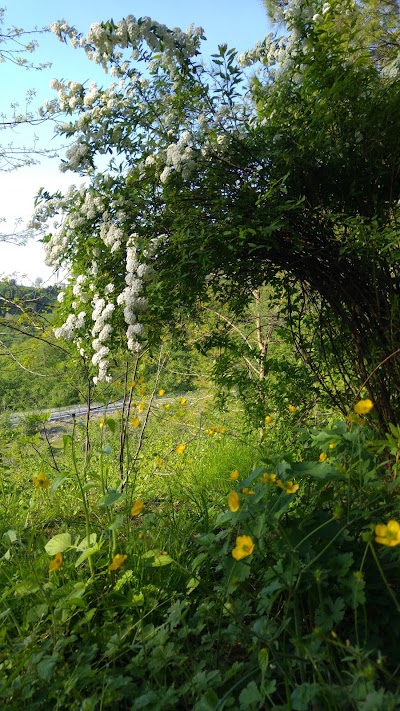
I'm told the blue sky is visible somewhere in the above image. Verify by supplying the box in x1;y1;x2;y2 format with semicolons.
1;0;270;283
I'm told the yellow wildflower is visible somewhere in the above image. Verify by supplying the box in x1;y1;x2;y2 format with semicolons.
129;380;136;389
138;376;145;384
375;520;400;547
354;399;374;415
277;479;299;494
131;417;140;428
32;472;51;490
49;552;63;572
138;402;145;413
288;404;296;414
228;490;240;512
265;415;273;425
155;457;163;467
157;389;165;396
140;386;147;396
164;403;171;410
260;472;276;484
99;417;105;429
241;487;255;495
131;499;145;516
329;442;336;449
319;452;328;462
179;397;187;406
229;469;239;481
232;535;255;561
219;426;226;434
176;443;187;454
108;554;128;572
114;380;121;387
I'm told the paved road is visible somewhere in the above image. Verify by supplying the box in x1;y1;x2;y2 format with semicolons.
9;399;126;426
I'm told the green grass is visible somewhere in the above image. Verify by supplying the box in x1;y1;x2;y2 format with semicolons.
1;393;400;710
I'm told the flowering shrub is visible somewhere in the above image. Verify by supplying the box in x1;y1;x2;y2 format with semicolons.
28;0;400;424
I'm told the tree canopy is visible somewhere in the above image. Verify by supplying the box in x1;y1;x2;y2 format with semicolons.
31;0;400;426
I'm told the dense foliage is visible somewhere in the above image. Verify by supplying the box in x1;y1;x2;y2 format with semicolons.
1;2;400;707
29;0;400;429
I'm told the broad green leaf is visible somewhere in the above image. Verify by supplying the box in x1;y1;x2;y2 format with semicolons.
290;461;343;481
75;542;102;568
4;529;17;543
76;533;97;550
104;417;116;433
36;655;58;681
142;549;173;566
45;532;72;555
14;581;40;596
97;490;124;508
239;681;263;708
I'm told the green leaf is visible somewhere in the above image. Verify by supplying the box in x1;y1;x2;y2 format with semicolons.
186;577;200;594
97;490;124;508
45;532;72;555
75;542;102;568
291;683;321;711
258;648;269;676
239;681;263;708
142;549;173;566
36;655;58;681
108;513;124;530
4;529;17;543
76;533;97;550
290;460;343;481
83;481;99;492
50;474;70;495
104;417;116;433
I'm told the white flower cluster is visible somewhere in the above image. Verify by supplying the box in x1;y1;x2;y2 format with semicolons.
91;293;115;383
117;234;149;353
50;16;204;78
160;131;196;183
54;311;86;340
99;215;124;252
72;274;90;303
60;140;91;173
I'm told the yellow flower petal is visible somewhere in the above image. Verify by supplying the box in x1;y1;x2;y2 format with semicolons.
131;500;145;516
354;399;374;415
131;417;140;428
176;443;187;454
229;469;239;481
232;535;255;560
157;389;165;396
319;452;328;462
288;405;296;414
265;415;272;424
228;490;240;512
374;520;400;546
49;552;63;572
33;472;51;489
108;554;128;572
